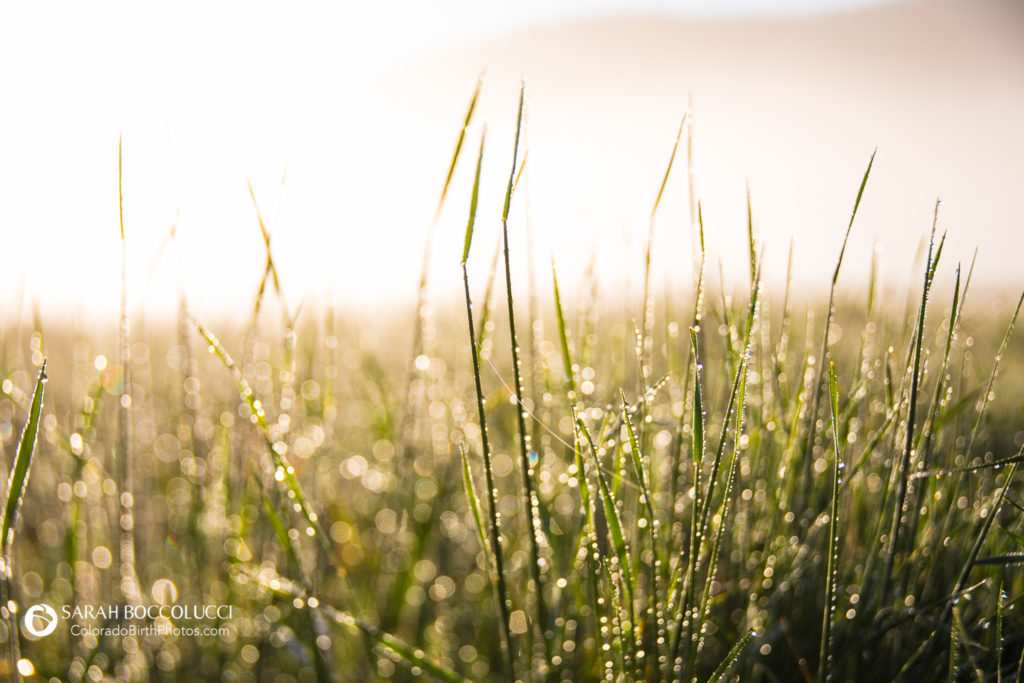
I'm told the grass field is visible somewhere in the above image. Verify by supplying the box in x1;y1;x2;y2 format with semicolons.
1;88;1023;682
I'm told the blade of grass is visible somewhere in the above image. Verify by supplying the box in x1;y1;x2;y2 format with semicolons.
574;410;637;641
439;72;485;221
642;113;688;383
944;463;1017;624
620;389;660;670
802;150;876;496
883;212;943;603
997;582;1004;683
459;130;516;677
0;361;45;682
706;628;756;683
552;260;578;400
460;444;491;569
573;407;634;675
499;81;550;671
818;362;843;683
401;72;485;467
1;362;46;558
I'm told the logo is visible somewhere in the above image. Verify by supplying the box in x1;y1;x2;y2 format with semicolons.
23;604;58;637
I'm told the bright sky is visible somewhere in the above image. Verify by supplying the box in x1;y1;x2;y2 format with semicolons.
3;0;1020;325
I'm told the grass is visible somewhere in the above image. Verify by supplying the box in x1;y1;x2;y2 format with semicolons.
0;83;1022;682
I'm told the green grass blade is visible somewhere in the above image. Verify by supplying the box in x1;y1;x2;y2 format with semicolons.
575;411;637;626
652;113;687;219
476;239;502;366
356;621;472;683
706;628;756;683
460;444;490;564
552;261;578;399
818;361;843;683
802;150;876;493
974;553;1024;566
461;131;486;265
948;463;1017;612
1;362;46;558
499;81;550;670
746;185;757;287
964;289;1024;462
884;212;941;602
620;390;655;529
949;602;962;681
690;328;705;464
437;71;485;220
502;82;525;223
997;582;1004;683
460;156;516;674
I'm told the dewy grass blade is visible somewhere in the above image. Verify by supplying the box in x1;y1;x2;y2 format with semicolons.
459;131;516;677
692;279;759;671
573;408;634;674
1;362;46;558
690;328;705;465
620;389;661;671
944;463;1017;623
499;82;550;669
705;628;756;683
997;581;1005;683
1;361;45;680
460;444;491;569
574;411;637;636
476;239;502;367
802;150;876;488
818;362;843;683
620;390;656;532
884;213;941;602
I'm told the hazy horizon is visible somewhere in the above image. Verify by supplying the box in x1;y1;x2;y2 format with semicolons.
1;0;1021;322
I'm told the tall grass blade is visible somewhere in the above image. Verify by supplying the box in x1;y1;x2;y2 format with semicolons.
461;132;486;265
802;150;876;488
402;73;486;467
439;72;485;221
459;132;516;676
643;113;688;366
818;362;842;683
499;81;550;670
883;213;942;602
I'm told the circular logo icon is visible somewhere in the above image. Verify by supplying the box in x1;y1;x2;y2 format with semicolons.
23;604;58;637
